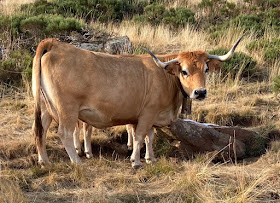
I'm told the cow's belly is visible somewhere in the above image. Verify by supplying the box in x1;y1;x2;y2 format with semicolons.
78;108;137;129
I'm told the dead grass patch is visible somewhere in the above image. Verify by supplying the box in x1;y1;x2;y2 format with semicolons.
0;177;27;203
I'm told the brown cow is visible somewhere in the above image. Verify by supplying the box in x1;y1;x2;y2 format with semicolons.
32;37;242;168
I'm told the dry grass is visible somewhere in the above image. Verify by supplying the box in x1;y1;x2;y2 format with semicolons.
0;0;35;15
91;21;211;54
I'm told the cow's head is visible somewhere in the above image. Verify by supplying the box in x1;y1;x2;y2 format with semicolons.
145;36;243;100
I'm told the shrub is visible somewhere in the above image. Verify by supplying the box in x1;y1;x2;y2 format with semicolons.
244;0;280;9
0;14;84;40
0;49;32;85
198;0;240;22
273;75;280;93
266;8;280;30
133;3;195;27
20;14;84;35
230;14;264;36
208;48;257;77
21;0;147;23
0;15;27;36
246;38;280;63
138;3;165;25
162;7;195;28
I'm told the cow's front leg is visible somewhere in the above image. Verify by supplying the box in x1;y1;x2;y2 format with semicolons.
130;134;145;169
130;117;154;169
145;128;156;164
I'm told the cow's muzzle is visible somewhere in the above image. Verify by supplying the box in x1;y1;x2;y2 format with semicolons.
192;88;207;100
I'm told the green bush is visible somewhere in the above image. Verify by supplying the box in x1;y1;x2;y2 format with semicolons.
266;8;280;30
0;15;27;37
162;7;195;28
208;48;257;77
0;14;84;39
231;14;264;36
133;3;195;27
198;0;240;21
21;0;147;23
220;2;240;18
244;0;280;9
20;14;84;35
0;49;32;85
273;75;280;93
136;3;165;25
246;38;280;63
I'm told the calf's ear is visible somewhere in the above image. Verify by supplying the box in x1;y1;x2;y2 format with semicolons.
165;62;181;76
207;59;222;72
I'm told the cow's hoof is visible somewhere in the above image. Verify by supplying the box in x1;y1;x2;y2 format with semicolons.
131;161;142;169
75;149;83;156
85;152;93;159
38;160;51;167
127;145;133;150
145;158;157;164
71;157;82;165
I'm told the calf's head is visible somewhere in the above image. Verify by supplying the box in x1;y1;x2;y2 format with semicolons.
145;36;243;100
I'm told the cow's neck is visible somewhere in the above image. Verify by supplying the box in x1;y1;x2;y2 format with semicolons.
177;78;189;98
152;71;183;127
164;70;184;109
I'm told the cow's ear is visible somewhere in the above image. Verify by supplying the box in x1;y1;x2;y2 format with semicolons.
207;59;222;72
165;62;181;76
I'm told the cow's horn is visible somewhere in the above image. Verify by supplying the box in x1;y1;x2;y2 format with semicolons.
207;36;243;61
142;48;178;68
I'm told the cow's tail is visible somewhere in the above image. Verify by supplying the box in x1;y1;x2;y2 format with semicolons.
33;38;56;153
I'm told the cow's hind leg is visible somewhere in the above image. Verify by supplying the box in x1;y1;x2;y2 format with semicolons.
83;122;93;158
126;124;135;150
33;108;52;165
57;113;81;164
145;128;156;164
73;121;82;156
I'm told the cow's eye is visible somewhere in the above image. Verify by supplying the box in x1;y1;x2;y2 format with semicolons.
182;70;188;76
205;66;209;73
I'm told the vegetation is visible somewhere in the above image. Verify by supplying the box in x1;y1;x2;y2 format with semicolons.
247;38;280;63
208;48;257;78
273;75;280;93
0;49;32;85
1;0;280;202
133;3;195;27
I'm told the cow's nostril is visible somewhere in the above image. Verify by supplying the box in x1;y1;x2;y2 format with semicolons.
202;89;207;95
194;90;199;95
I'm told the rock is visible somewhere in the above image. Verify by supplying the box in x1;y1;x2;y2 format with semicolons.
68;32;134;55
104;36;133;55
79;43;103;52
166;119;261;160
